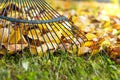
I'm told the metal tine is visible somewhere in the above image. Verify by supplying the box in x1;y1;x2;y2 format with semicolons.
61;20;87;44
39;0;78;44
35;0;67;51
39;0;78;48
24;0;38;54
60;20;87;44
26;0;45;54
30;0;58;51
1;0;9;16
69;22;88;41
31;0;61;52
37;3;74;52
37;0;69;49
41;0;87;43
42;0;86;46
40;0;82;45
28;0;54;53
21;0;29;50
6;0;13;53
18;0;24;53
60;22;82;45
31;1;55;52
14;0;18;53
70;22;88;42
21;0;32;53
27;0;48;54
0;0;10;51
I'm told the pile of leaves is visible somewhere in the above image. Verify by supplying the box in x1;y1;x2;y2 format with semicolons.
49;1;120;61
0;2;87;55
1;1;120;61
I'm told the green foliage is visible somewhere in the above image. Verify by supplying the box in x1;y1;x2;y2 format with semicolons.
0;52;119;80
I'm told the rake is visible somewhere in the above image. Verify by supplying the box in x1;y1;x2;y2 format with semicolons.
0;0;87;55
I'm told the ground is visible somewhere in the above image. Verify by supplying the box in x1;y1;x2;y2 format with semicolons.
0;0;120;80
0;52;120;80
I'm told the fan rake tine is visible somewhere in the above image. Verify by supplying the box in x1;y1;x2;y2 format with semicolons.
29;0;55;53
0;0;88;54
69;22;88;41
0;0;7;48
44;0;87;45
61;22;83;45
24;0;39;54
18;0;24;53
41;0;87;43
21;0;31;53
39;0;79;43
31;0;64;52
37;0;68;48
6;0;12;54
0;0;10;53
35;0;67;51
14;0;18;53
38;0;79;49
26;0;50;54
0;1;8;46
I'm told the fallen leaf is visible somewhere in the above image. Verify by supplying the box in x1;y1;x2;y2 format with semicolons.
78;47;91;56
30;43;58;56
28;29;41;40
39;31;62;43
86;33;97;40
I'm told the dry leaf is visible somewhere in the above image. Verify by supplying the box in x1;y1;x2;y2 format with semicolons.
111;47;120;58
10;29;21;44
4;44;28;53
28;29;41;40
0;28;9;43
86;33;97;40
78;47;91;56
39;31;62;43
30;43;58;56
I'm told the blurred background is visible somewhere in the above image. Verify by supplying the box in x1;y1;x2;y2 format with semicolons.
47;0;120;3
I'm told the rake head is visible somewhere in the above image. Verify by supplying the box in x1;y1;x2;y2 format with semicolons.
0;0;87;55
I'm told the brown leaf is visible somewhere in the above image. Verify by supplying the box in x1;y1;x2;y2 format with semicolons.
4;44;28;53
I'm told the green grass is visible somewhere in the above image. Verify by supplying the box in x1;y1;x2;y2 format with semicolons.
0;51;120;80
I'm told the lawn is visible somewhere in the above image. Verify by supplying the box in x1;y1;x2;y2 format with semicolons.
0;0;120;80
0;51;120;80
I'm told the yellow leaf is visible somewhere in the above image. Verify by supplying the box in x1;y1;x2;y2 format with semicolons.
53;23;72;37
92;49;99;55
78;47;91;56
10;29;21;44
100;40;111;46
39;31;62;43
72;16;78;23
86;33;97;40
0;49;6;55
0;28;9;43
83;41;94;47
28;29;41;40
18;35;28;44
30;43;58;56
